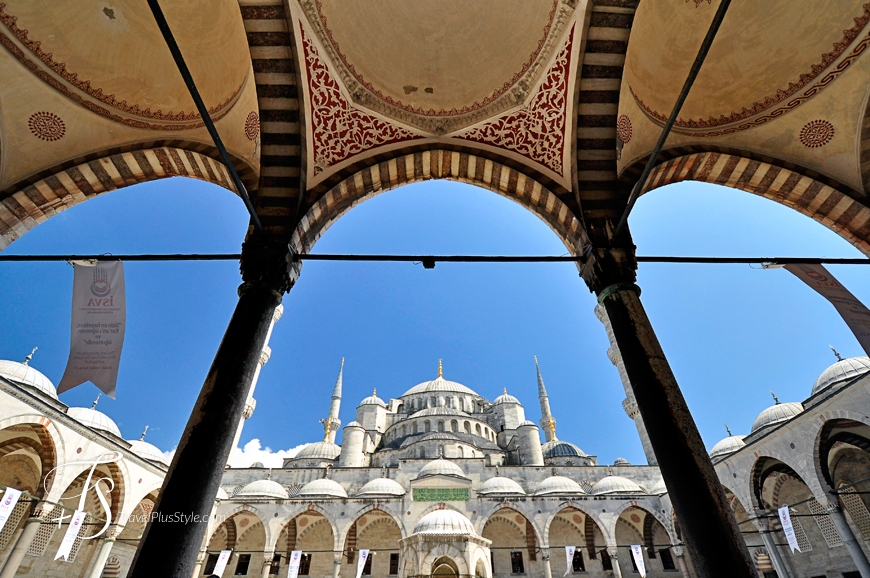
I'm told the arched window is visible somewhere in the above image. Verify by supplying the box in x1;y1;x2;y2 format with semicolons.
475;424;482;436
464;421;471;434
413;422;418;434
451;420;458;432
419;447;426;458
425;421;431;432
438;445;445;457
459;398;465;411
438;421;445;433
430;396;437;408
402;425;407;437
458;446;464;458
445;397;452;408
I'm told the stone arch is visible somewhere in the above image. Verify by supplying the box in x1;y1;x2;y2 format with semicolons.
751;454;825;510
340;504;407;545
814;411;870;490
636;151;870;255
421;545;470;576
432;555;460;575
546;505;607;574
477;503;543;546
0;415;62;495
208;508;266;552
482;505;541;574
341;509;404;577
610;502;677;545
100;555;122;578
117;490;158;543
289;150;589;258
0;144;244;250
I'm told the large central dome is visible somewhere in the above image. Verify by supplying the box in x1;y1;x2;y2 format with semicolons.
401;375;479;398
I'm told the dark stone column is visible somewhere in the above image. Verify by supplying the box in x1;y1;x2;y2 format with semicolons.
128;235;295;578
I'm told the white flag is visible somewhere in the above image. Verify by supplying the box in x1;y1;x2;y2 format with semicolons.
286;550;303;578
0;487;22;534
784;264;870;355
54;509;86;560
355;549;370;578
778;506;801;553
630;545;646;578
58;261;126;398
213;549;233;577
564;546;576;576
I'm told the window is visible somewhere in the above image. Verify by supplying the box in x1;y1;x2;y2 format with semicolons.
269;553;281;575
204;553;219;575
235;554;251;575
362;552;373;575
425;421;431;432
438;421;445;432
413;422;418;434
510;551;525;574
464;422;471;434
389;553;399;575
844;573;862;578
459;398;465;411
659;548;676;571
446;397;452;408
299;553;312;576
419;447;426;458
458;446;464;457
402;425;407;436
430;396;437;407
451;420;458;432
476;424;482;435
600;550;613;572
572;549;585;572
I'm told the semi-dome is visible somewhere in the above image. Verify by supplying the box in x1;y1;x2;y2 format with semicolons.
127;439;168;465
535;476;584;495
216;487;229;500
360;389;386;407
416;457;467;479
710;435;746;459
592;476;644;495
68;407;122;437
413;509;476;535
356;478;406;497
294;441;341;461
542;440;586;458
237;479;289;499
0;358;57;399
477;477;526;495
751;402;804;434
402;375;479;398
812;357;870;396
298;478;348;498
493;389;520;405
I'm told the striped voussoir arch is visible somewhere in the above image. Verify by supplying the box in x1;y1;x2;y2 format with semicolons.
640;152;870;256
862;99;870;194
289;150;589;256
575;0;638;224
0;147;233;249
240;0;303;238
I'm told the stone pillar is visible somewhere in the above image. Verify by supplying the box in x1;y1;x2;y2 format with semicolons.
671;545;691;578
128;236;295;578
191;549;207;578
261;551;275;578
826;502;870;578
0;514;43;578
333;554;342;578
753;514;790;578
608;547;623;578
85;537;116;578
595;284;755;578
542;548;553;578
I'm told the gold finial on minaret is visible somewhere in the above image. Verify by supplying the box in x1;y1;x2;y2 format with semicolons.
547;417;557;440
323;420;332;442
438;359;443;378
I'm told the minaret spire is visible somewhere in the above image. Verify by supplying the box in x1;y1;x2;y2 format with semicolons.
321;358;344;444
535;356;557;442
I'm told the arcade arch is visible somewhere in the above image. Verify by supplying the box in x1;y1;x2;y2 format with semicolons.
341;509;403;577
273;510;336;578
547;506;607;576
204;510;267;578
481;507;539;578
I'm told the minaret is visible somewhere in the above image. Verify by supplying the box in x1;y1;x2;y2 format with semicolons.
321;358;343;444
535;356;557;443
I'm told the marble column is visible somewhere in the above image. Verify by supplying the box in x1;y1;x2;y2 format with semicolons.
260;551;275;578
608;547;623;578
190;549;207;578
671;545;691;578
826;502;870;578
541;548;553;578
333;554;342;578
85;536;116;578
0;511;45;578
753;514;790;578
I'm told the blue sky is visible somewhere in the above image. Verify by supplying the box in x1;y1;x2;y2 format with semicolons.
0;176;866;467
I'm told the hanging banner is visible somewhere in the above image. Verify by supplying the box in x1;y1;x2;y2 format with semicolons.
213;549;233;577
630;545;646;578
783;264;870;355
54;509;86;561
58;261;126;398
286;550;303;578
564;546;576;576
355;549;370;578
0;487;22;534
778;505;801;553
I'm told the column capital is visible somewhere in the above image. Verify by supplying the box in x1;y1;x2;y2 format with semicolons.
671;545;684;557
581;246;637;294
240;234;297;295
607;546;619;558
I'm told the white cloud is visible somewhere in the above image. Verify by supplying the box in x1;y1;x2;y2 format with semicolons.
159;439;310;469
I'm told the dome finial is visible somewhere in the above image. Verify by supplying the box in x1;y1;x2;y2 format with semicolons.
725;423;732;436
22;347;37;366
139;425;149;441
91;393;102;409
830;345;844;361
438;359;443;378
372;388;377;397
503;387;508;396
770;390;780;404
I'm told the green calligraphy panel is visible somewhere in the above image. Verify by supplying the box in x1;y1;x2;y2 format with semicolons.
412;488;469;502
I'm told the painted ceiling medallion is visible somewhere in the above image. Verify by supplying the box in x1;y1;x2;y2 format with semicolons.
617;115;633;144
800;120;835;148
244;112;260;141
300;25;417;176
453;28;574;178
28;111;65;141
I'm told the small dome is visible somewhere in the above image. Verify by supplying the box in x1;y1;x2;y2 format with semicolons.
542;440;586;458
416;458;467;480
518;420;537;428
592;476;645;495
751;402;804;434
298;478;347;498
710;435;746;459
477;477;526;495
493;390;520;405
250;461;265;468
344;421;364;429
360;390;386;407
535;476;584;495
812;357;870;396
357;478;406;497
68;407;122;437
648;479;667;495
237;479;289;499
127;440;168;465
216;487;229;500
0;359;57;399
294;441;341;461
414;509;476;535
613;458;630;466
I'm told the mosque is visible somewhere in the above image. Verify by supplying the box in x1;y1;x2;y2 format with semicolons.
3;304;870;578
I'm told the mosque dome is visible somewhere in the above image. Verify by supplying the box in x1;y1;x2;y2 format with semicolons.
535;476;585;495
298;478;348;498
493;390;520;405
416;458;467;480
751;402;804;434
613;458;630;466
127;439;168;465
294;441;341;461
812;357;870;396
518;420;537;428
344;421;364;429
402;369;479;397
237;479;290;499
360;390;386;407
250;462;265;468
477;477;526;495
68;407;122;437
413;509;476;535
710;435;746;459
0;358;57;399
591;476;644;495
542;440;587;458
356;478;406;497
